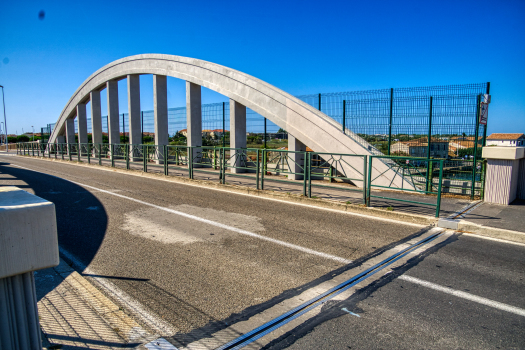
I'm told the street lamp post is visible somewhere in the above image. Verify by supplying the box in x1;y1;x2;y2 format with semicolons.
0;85;7;151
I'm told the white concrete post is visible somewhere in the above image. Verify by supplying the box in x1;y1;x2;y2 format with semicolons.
106;80;120;145
127;74;141;146
229;99;246;173
65;118;75;145
90;90;102;144
482;147;525;204
76;103;88;146
187;81;202;165
153;75;168;164
288;134;306;180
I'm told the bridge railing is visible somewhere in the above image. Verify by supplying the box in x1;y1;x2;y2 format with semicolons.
16;142;445;217
367;155;444;218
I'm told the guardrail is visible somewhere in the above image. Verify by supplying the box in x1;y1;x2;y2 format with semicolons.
367;155;443;218
16;143;445;217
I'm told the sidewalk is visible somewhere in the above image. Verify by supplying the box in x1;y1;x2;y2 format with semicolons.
35;259;159;349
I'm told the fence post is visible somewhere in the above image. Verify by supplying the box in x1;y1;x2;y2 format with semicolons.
87;144;91;164
302;151;307;196
471;94;481;200
256;149;260;190
388;88;393;155
307;152;312;198
261;149;266;190
436;160;444;218
426;96;433;193
143;145;147;172
318;93;321;111
141;111;144;144
342;100;346;134
110;144;114;167
126;144;130;170
98;144;102;165
68;144;71;161
366;156;373;207
164;145;168;176
264;117;267;149
481;82;490;147
188;146;193;179
31;143;34;156
222;102;226;148
77;144;80;162
37;142;40;157
362;155;368;205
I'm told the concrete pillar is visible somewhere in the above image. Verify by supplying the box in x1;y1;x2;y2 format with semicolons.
153;75;168;146
106;80;120;145
127;75;141;146
65;118;75;144
482;147;525;204
56;135;65;144
90;90;102;144
187;81;202;165
229;99;246;173
76;103;88;144
288;134;306;180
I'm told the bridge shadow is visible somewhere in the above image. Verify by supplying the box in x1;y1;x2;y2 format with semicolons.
0;161;109;302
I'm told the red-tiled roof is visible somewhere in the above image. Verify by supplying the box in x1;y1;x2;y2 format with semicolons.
487;133;525;140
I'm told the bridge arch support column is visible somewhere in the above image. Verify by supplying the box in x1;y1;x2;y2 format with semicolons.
90;90;102;145
288;134;306;180
187;81;202;166
229;99;246;173
106;80;120;145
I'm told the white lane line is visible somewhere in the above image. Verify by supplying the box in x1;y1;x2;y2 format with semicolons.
59;247;176;335
9;157;426;228
462;233;525;247
399;275;525;317
11;163;352;264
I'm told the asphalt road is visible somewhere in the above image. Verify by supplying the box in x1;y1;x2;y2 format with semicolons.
0;156;422;341
2;155;523;349
276;234;525;349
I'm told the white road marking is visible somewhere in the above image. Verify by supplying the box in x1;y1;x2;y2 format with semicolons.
9;157;426;228
461;232;525;247
11;163;352;264
399;275;525;317
59;247;176;335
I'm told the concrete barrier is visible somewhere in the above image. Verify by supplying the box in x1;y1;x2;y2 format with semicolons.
0;186;59;350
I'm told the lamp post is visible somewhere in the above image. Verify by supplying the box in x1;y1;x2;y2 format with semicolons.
0;85;7;150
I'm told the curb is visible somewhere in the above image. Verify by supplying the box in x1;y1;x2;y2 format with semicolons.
12;154;437;227
456;221;525;245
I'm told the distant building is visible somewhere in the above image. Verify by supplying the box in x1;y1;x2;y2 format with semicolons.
486;133;525;147
391;138;449;158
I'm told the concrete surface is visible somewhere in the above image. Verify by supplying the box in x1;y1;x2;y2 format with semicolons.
277;234;525;350
482;146;525;160
127;74;142;146
230;99;246;174
153;75;168;147
107;80;120;145
0;186;58;278
46;54;413;190
90;90;103;145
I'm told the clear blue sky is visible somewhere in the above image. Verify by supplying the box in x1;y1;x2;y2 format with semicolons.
1;0;524;135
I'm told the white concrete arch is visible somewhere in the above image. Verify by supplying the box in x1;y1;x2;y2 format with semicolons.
49;54;413;189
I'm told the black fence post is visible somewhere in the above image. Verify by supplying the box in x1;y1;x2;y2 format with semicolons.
222;102;226;148
388;88;393;155
264;117;267;149
318;93;321;111
141;111;144;144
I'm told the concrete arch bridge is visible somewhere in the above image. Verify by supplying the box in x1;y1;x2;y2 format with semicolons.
48;54;414;189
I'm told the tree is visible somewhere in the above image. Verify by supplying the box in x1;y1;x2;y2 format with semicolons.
277;128;287;134
16;135;30;142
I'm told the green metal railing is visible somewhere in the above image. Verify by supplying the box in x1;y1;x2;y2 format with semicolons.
366;155;444;217
17;143;446;217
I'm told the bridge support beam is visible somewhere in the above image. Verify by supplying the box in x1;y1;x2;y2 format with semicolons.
187;81;202;165
77;103;88;149
106;80;120;145
154;75;168;154
65;118;75;145
229;99;246;173
56;135;65;144
288;134;306;180
128;75;141;145
90;90;102;145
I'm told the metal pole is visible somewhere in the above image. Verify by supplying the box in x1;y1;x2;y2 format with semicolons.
436;160;443;218
141;111;144;144
318;93;321;111
222;102;226;148
481;82;490;147
122;113;125;143
426;96;433;193
0;86;7;149
388;88;393;155
471;95;481;200
342;100;346;134
264;117;267;149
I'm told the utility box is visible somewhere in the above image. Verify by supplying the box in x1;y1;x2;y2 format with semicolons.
0;186;59;350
